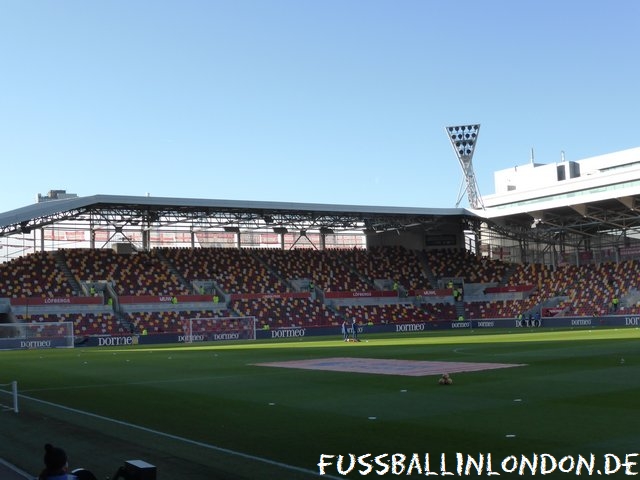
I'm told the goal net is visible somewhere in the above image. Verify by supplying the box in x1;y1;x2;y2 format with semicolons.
0;381;19;413
0;322;75;350
183;316;256;343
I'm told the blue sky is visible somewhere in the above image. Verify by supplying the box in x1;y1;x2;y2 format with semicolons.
1;1;638;212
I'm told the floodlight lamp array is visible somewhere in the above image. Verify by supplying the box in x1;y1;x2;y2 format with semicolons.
447;124;480;157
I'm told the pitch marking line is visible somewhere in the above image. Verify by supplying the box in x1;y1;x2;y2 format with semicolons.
16;393;340;480
254;357;526;376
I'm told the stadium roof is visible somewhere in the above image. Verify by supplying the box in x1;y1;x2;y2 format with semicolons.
481;147;640;244
0;194;481;238
1;188;637;254
480;196;640;250
485;195;640;237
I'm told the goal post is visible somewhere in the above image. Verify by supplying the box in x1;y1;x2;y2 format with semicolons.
184;316;256;343
0;322;75;350
0;381;19;413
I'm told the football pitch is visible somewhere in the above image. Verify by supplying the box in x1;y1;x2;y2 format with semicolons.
2;327;640;479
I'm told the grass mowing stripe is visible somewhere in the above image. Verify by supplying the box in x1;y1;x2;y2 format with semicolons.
19;374;247;393
3;327;640;479
17;392;342;480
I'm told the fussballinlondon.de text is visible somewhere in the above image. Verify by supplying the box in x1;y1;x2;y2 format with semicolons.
317;452;639;476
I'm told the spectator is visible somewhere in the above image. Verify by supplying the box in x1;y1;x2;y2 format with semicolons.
38;443;77;480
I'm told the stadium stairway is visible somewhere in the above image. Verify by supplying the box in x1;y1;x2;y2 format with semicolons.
55;250;83;294
416;250;438;288
249;250;296;290
454;300;465;319
154;249;195;293
498;262;518;286
341;263;378;293
623;288;640;309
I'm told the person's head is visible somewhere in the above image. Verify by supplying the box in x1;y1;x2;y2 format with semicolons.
43;443;68;473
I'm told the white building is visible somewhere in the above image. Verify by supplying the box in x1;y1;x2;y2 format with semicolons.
483;147;640;218
478;147;640;265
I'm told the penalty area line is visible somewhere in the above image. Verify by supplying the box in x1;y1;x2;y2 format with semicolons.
18;393;338;480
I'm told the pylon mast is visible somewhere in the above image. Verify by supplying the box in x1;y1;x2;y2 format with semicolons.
446;124;484;210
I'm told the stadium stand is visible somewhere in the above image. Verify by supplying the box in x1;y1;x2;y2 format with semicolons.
161;247;288;294
232;297;338;329
0;251;74;298
426;248;510;285
63;248;191;296
1;247;639;336
338;245;434;291
124;309;234;334
254;248;371;292
13;312;122;336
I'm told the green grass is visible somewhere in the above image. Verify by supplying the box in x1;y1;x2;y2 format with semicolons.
2;327;640;479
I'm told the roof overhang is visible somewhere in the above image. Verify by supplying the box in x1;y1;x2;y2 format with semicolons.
0;194;481;237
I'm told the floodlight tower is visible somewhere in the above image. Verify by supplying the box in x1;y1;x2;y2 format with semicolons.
446;124;484;210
